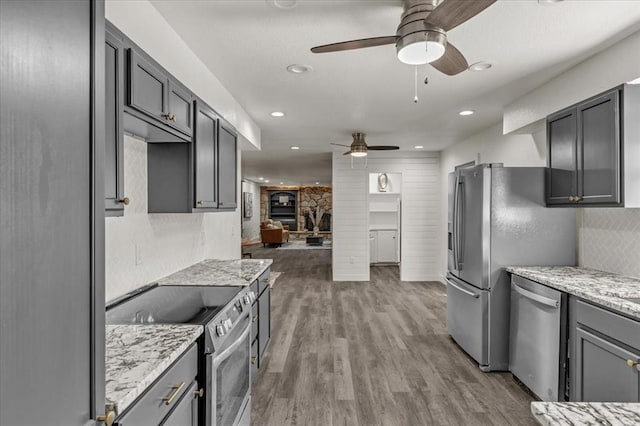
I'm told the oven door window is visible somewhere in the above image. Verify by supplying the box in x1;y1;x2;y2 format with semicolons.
216;329;250;425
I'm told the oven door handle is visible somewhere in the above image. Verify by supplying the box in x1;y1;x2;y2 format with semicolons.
212;322;251;368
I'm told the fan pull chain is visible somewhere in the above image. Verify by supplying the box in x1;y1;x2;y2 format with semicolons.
413;65;418;103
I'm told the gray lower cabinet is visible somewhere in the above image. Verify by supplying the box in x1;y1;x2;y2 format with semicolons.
251;339;259;377
249;269;271;373
116;344;199;425
218;123;238;209
105;23;126;216
159;381;199;426
259;285;272;361
0;0;106;424
570;298;640;402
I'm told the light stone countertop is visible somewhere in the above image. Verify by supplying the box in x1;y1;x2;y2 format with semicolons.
531;402;640;425
505;266;640;320
105;324;203;416
156;258;273;287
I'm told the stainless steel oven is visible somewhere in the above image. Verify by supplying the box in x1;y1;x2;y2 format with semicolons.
206;310;251;426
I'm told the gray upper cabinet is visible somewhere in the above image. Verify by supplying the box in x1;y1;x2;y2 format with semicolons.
218;123;238;209
194;100;218;209
546;110;577;205
127;49;193;138
1;0;106;424
105;25;126;216
546;85;640;207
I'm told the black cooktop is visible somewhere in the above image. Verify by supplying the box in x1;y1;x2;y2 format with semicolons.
106;285;242;325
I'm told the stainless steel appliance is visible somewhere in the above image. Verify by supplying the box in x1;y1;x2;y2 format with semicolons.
106;284;256;426
447;164;575;371
509;275;568;401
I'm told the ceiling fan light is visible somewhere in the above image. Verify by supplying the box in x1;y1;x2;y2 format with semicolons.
350;150;367;157
396;30;446;65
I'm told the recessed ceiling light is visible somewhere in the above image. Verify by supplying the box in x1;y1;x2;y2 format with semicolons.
267;0;297;9
537;0;563;4
271;111;285;117
286;64;311;74
468;61;492;72
459;110;475;116
258;177;264;181
280;182;284;185
265;180;270;183
628;77;640;85
290;146;300;150
315;182;320;185
414;145;424;149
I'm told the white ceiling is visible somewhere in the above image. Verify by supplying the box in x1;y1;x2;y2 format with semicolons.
150;0;640;185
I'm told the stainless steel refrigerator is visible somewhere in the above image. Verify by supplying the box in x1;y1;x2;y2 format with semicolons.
447;164;575;371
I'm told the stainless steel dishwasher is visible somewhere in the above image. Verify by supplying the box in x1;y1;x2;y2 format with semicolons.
509;275;568;401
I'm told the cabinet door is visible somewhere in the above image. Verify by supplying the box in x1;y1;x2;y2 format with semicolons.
194;101;217;208
370;232;378;263
1;0;105;424
377;230;397;262
105;29;125;216
251;339;259;376
546;109;577;205
159;381;199;426
577;89;621;205
167;78;193;136
575;327;640;402
128;48;167;121
218;124;237;209
258;286;271;364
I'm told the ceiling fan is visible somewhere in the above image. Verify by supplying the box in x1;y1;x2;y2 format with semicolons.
310;0;496;76
331;132;399;157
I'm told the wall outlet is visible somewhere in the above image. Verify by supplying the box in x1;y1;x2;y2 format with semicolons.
135;244;143;265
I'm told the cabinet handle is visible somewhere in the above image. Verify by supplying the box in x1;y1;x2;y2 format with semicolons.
252;315;257;323
626;359;639;367
162;112;177;122
193;388;204;398
219;202;224;207
162;382;185;405
118;197;130;205
97;411;116;426
251;355;258;365
197;200;203;206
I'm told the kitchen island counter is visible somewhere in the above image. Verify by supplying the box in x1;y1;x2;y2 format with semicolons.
156;258;272;287
506;266;640;320
531;401;640;425
105;324;203;416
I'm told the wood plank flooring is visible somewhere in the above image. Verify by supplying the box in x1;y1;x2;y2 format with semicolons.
248;246;536;425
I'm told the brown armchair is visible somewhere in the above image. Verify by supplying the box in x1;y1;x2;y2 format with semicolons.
260;220;290;247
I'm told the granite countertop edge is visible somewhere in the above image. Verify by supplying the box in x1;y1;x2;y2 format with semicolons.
105;324;203;416
505;266;640;321
156;258;273;287
531;401;640;426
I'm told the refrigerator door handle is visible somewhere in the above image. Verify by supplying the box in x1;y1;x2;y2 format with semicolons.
513;283;559;309
446;278;480;299
452;174;460;269
456;176;464;270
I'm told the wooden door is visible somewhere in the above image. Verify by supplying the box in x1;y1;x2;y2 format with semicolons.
0;1;105;424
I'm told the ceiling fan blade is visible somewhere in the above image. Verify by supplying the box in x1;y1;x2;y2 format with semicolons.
425;0;496;32
430;42;468;76
311;36;398;54
330;143;351;148
343;151;353;156
367;146;400;151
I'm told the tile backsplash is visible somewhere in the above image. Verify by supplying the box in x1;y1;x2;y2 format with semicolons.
105;136;239;302
578;208;640;278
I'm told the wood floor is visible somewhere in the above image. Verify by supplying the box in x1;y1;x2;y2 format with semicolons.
247;246;537;426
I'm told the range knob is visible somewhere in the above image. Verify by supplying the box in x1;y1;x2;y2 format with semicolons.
243;295;251;305
250;291;257;302
216;324;226;337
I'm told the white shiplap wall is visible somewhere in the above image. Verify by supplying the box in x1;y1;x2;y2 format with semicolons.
332;151;441;281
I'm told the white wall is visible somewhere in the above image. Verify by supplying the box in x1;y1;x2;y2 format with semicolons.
105;136;241;302
333;152;441;282
105;0;260;149
241;180;261;241
504;30;640;134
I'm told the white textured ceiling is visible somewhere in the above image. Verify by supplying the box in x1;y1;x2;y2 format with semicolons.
150;0;640;185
